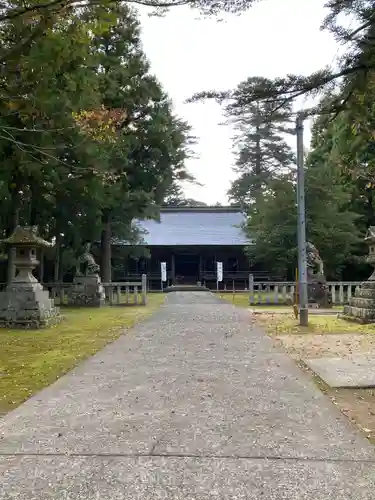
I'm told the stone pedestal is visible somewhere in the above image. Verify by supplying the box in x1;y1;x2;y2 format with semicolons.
308;276;332;308
68;275;106;307
0;278;61;328
340;280;375;323
340;226;375;324
0;226;62;329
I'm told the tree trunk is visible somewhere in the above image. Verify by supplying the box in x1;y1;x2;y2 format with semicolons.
29;202;38;226
100;211;112;283
367;189;374;226
53;232;62;283
6;204;20;285
254;102;262;207
29;180;38;226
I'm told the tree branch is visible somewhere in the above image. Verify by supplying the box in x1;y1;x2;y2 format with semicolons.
0;0;255;22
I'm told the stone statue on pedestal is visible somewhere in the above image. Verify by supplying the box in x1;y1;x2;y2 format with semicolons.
69;242;105;307
75;242;100;276
306;241;332;308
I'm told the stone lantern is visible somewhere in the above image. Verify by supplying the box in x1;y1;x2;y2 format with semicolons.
0;226;62;328
340;226;375;323
365;226;375;280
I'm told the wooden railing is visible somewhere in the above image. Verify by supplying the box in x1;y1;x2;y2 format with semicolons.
247;280;362;305
42;274;147;306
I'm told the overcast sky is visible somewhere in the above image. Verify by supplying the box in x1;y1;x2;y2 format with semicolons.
140;0;339;205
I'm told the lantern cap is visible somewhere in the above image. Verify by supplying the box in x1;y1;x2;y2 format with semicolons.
2;226;53;248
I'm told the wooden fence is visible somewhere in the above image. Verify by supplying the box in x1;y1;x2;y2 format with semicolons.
248;278;362;305
42;274;147;306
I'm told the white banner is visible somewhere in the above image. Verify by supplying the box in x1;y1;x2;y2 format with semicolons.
161;262;167;282
216;261;223;282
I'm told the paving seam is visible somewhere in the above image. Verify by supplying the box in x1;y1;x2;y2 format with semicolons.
1;452;375;464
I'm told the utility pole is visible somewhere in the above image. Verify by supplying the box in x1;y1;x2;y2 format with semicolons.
296;112;308;326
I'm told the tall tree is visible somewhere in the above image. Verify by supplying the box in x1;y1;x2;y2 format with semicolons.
0;3;193;282
301;86;375;276
225;78;295;206
86;4;193;281
0;7;104;281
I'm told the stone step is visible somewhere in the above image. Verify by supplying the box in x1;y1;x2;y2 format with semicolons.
164;285;210;292
342;304;375;320
349;296;375;309
348;297;375;309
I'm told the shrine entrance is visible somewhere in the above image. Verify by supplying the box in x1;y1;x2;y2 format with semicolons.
174;253;200;285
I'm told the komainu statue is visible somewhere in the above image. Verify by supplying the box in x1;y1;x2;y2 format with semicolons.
306;241;332;308
75;242;100;276
306;241;324;277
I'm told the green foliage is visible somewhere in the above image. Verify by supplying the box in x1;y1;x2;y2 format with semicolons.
305;142;361;276
187;0;374;278
0;0;260;67
246;148;360;279
163;180;207;206
301;81;375;277
0;4;193;280
245;177;297;275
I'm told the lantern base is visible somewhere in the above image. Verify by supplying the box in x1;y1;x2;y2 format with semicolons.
340;279;375;324
0;281;62;329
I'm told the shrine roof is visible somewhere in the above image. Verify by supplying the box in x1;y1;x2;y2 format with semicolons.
119;206;251;247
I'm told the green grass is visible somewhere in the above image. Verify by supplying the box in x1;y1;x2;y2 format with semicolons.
0;294;165;415
257;313;375;335
220;292;370;335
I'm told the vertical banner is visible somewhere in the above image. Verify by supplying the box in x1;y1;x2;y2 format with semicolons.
216;261;223;282
161;262;167;282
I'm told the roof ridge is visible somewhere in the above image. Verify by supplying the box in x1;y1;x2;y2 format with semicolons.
160;205;242;213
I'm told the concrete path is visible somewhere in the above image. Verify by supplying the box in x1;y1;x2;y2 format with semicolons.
1;292;375;499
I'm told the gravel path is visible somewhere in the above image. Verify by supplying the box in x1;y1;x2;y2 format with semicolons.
1;291;375;499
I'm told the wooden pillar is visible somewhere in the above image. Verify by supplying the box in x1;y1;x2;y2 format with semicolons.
199;253;203;281
171;253;175;285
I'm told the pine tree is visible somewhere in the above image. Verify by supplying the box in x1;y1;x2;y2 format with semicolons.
163;181;207;206
225;78;295;206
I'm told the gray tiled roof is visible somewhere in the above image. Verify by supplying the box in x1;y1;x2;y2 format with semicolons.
128;207;250;246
